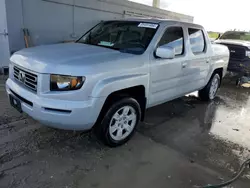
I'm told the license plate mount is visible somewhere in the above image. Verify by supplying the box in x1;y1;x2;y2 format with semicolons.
9;95;22;113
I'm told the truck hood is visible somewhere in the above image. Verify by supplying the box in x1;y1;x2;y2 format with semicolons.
215;39;250;48
10;43;141;75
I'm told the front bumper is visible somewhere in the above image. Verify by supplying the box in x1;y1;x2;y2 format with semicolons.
6;78;105;130
228;59;250;74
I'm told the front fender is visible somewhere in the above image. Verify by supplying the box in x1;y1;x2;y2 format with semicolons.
91;73;149;98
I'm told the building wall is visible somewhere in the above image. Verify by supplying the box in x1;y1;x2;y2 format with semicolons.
5;0;25;54
5;0;193;53
0;0;11;68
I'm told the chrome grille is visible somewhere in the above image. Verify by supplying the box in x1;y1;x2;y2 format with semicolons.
13;66;38;92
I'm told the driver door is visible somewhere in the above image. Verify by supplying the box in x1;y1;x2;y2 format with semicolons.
149;26;187;107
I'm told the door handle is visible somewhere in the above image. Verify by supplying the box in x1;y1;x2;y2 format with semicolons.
0;29;8;37
182;62;187;68
206;59;210;63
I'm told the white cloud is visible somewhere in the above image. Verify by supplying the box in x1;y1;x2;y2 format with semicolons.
129;0;249;32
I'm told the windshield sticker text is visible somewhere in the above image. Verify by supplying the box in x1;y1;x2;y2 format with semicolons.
138;23;158;29
98;41;114;47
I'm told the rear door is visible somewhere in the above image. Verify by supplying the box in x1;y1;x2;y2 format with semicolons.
180;27;209;94
0;0;10;69
149;26;187;107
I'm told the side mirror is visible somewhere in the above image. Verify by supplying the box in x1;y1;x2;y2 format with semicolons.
155;46;175;59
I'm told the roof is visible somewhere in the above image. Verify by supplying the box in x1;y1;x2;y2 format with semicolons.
107;17;203;29
122;17;164;24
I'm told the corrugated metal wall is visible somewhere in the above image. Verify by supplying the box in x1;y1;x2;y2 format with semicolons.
5;0;193;53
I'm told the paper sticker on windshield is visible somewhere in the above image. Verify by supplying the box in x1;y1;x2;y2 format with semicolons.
98;41;114;47
138;23;158;29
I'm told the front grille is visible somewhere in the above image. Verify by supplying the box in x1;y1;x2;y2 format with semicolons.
220;43;246;60
13;66;38;92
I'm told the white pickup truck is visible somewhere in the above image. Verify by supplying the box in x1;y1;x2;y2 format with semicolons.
6;19;229;146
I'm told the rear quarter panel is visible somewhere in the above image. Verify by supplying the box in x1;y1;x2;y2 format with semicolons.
211;44;230;76
205;44;229;84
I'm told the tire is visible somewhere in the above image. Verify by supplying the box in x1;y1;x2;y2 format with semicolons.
95;97;141;147
199;73;221;101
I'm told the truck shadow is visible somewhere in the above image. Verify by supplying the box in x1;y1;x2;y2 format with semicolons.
140;95;221;133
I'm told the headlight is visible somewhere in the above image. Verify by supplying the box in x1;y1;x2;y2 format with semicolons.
246;51;250;58
50;75;85;91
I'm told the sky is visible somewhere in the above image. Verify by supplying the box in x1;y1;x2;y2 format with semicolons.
129;0;249;32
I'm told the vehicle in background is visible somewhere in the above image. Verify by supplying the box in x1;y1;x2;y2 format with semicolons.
208;31;221;42
6;19;229;147
215;31;250;74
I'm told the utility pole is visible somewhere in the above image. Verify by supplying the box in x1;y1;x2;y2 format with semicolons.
153;0;160;8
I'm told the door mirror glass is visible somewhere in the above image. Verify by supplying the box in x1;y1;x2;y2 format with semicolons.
156;46;175;59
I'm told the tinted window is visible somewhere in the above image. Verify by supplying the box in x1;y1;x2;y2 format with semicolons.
158;27;184;56
220;31;250;41
77;21;158;55
188;28;206;54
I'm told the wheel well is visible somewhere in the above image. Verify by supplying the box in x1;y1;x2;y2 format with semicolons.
213;68;223;86
96;86;146;124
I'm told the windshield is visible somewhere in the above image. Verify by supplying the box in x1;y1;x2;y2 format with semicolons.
220;31;250;41
76;21;158;55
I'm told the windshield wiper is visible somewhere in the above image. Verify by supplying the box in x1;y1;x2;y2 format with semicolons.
119;48;144;55
98;45;120;51
83;43;120;51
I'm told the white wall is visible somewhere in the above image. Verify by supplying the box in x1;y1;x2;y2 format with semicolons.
0;0;11;68
5;0;25;54
5;0;193;53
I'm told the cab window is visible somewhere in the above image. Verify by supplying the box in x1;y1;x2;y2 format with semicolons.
158;27;184;56
188;28;206;54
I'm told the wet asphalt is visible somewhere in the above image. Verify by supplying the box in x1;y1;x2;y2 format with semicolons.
0;74;250;188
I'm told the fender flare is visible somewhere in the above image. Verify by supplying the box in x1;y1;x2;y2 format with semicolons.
91;73;149;98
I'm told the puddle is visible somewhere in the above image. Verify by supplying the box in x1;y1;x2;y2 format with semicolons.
139;75;250;178
210;104;250;149
187;76;250;150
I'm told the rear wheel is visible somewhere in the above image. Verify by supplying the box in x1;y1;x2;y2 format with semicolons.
199;73;220;101
95;97;141;147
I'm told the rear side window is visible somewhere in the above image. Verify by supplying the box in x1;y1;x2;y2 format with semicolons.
188;28;206;54
158;27;184;56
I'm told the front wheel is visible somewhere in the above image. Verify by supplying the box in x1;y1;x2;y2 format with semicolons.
95;98;141;147
199;73;221;101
